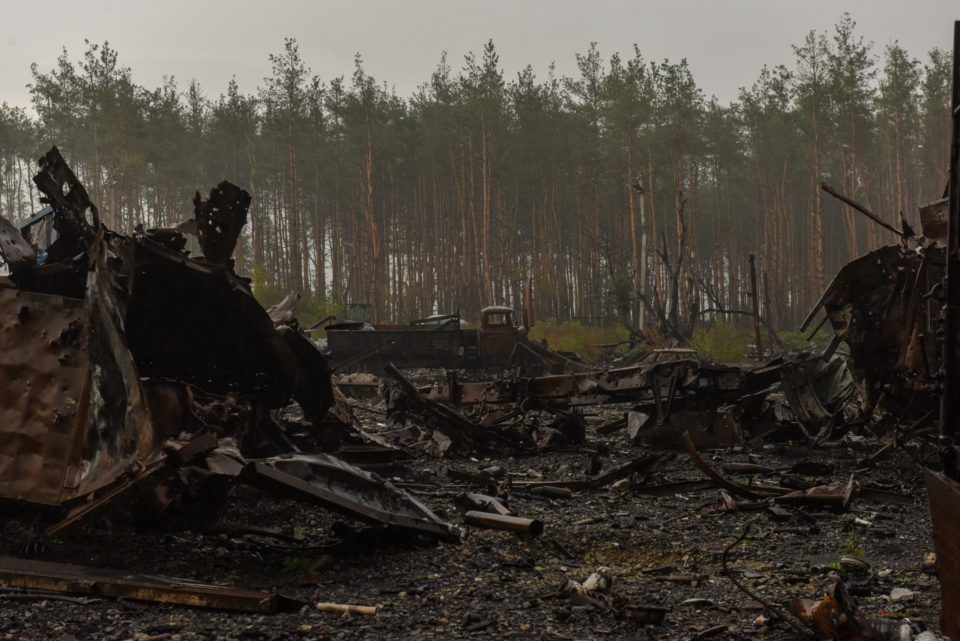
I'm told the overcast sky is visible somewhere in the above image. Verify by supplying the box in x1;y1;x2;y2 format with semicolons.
1;1;956;111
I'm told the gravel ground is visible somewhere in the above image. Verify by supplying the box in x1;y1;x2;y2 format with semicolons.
0;410;942;641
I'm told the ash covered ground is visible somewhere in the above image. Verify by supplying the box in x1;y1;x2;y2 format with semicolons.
0;406;940;641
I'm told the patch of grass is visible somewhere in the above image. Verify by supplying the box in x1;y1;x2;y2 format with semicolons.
689;320;752;363
778;329;833;352
283;556;311;573
528;319;629;363
840;530;865;559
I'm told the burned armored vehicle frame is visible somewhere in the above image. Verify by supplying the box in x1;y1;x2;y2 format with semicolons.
0;147;457;542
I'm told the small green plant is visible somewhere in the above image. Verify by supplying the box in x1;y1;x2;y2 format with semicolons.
283;556;311;573
840;530;865;559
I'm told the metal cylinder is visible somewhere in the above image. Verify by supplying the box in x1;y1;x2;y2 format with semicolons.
464;510;543;536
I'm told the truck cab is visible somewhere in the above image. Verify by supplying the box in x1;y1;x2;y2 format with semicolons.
478;306;524;365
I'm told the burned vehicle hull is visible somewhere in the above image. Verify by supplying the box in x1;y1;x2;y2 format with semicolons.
804;240;942;420
326;305;583;374
805;188;958;638
0;147;457;541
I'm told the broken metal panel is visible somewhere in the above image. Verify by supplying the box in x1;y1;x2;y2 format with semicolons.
778;355;860;438
920;198;948;248
244;453;460;540
192;181;251;266
0;288;89;505
277;325;335;422
0;556;294;613
812;244;941;415
124;236;331;417
31;147;97;264
75;231;159;500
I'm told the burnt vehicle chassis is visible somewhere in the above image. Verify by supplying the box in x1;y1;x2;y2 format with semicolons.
0;147;457;544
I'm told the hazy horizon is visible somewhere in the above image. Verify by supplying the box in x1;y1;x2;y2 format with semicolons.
1;0;956;111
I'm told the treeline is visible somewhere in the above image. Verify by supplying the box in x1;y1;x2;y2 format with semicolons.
0;14;952;332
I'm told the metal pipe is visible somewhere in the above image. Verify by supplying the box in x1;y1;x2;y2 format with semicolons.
463;510;544;536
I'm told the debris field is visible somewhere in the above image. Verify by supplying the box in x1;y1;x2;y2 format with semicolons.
0;140;955;641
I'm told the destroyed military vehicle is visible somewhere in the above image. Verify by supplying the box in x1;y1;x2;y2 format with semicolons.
327;304;586;374
0;147;457;542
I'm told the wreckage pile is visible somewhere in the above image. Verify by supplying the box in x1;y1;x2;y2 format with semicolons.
0;148;949;640
0;147;456;543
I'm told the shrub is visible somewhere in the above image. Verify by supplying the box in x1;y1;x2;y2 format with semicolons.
688;320;752;363
528;319;629;363
778;329;832;352
250;265;342;328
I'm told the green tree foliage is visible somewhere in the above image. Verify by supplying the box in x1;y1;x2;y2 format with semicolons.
1;20;950;334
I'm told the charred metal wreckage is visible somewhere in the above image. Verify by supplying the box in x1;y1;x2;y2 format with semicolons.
0;39;958;627
0;148;458;559
379;343;860;457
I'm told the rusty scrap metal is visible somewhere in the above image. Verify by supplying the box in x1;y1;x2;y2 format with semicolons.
791;576;913;641
463;510;544;536
384;363;536;455
803;243;939;418
455;492;511;515
925;471;960;639
425;358;746;408
941;20;960;477
683;432;772;502
0;556;299;613
245;453;458;540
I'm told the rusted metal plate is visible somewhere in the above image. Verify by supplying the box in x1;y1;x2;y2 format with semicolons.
808;244;940;416
245;453;460;540
920;197;948;247
0;288;89;505
925;471;960;641
0;556;292;613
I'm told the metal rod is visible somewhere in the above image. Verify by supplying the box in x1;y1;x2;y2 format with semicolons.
463;510;544;536
821;182;904;237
